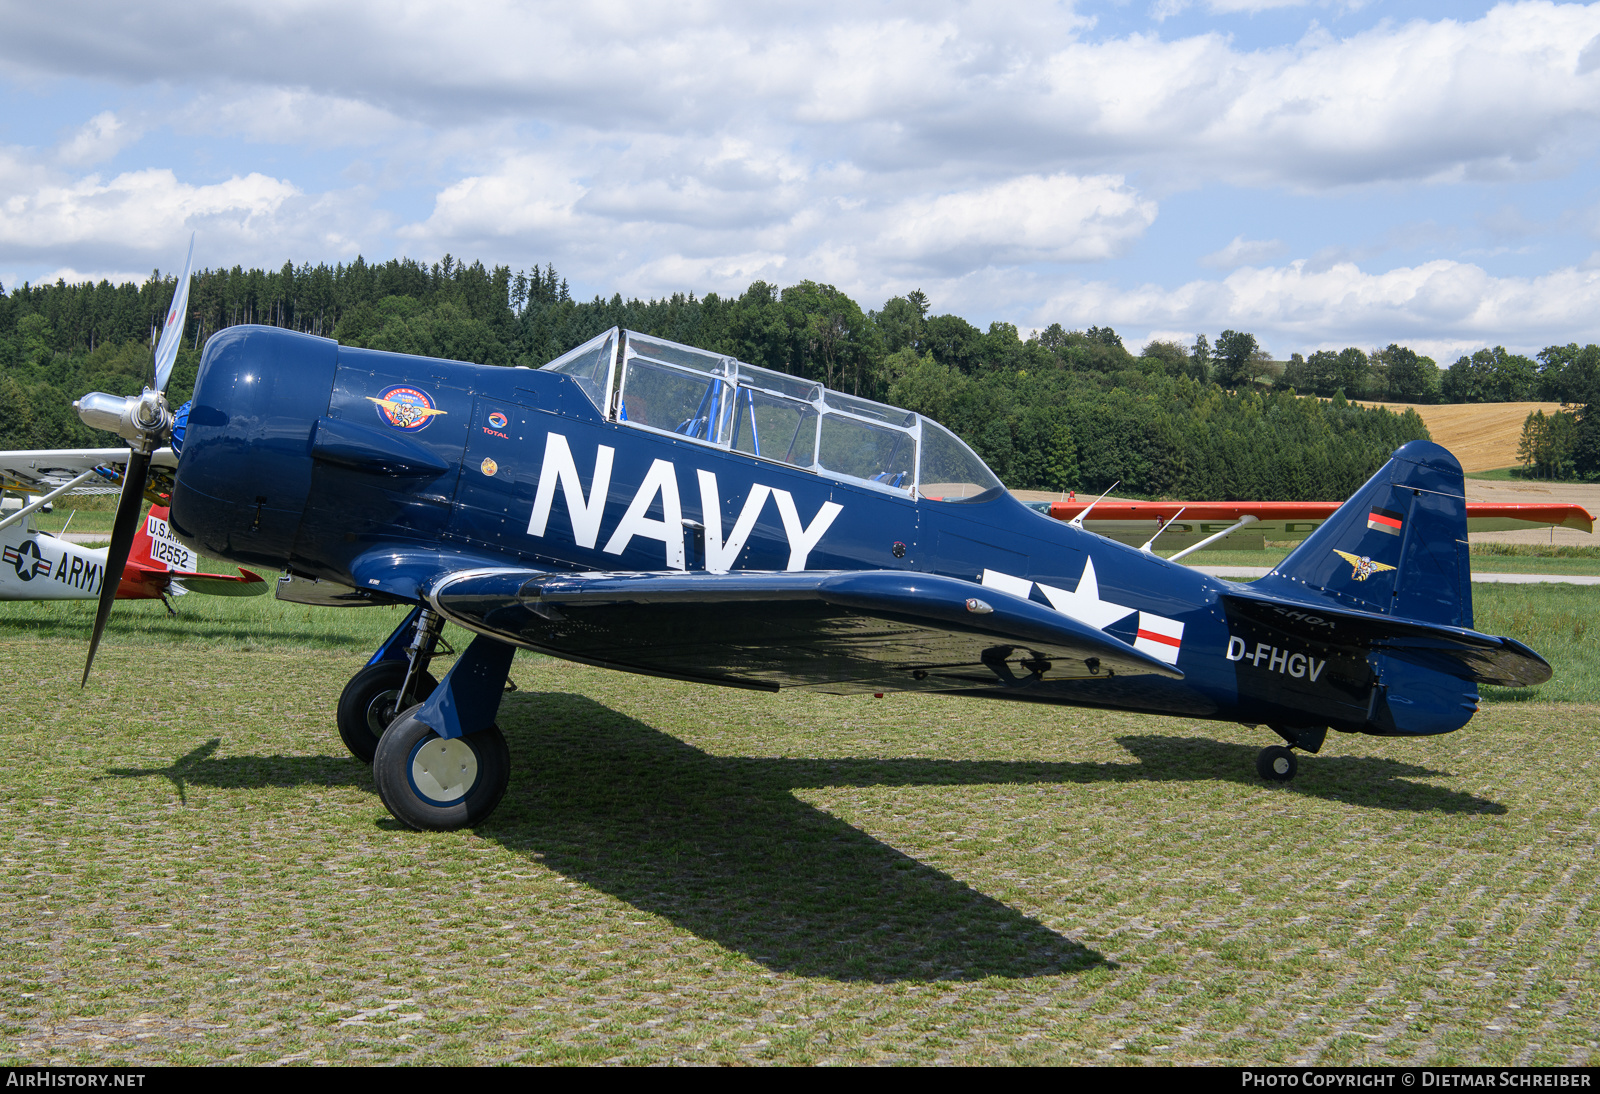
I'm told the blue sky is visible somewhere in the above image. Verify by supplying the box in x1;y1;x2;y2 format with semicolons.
2;0;1599;361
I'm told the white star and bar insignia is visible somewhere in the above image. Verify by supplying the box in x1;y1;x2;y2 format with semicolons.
1333;549;1396;582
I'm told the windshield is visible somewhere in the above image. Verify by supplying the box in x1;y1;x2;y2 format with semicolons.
918;420;1004;501
540;329;618;412
542;328;1003;499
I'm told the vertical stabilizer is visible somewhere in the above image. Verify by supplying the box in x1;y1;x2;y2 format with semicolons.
129;506;164;573
1251;440;1472;628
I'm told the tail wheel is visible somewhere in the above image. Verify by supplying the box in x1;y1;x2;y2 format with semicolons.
1256;745;1298;783
372;707;510;831
335;662;437;763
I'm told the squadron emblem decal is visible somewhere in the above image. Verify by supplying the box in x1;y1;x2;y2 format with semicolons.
368;386;447;432
1334;549;1396;582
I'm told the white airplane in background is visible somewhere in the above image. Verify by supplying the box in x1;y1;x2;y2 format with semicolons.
1;448;264;607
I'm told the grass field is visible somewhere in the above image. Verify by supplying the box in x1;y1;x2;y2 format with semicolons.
2;583;1598;1065
1179;543;1600;578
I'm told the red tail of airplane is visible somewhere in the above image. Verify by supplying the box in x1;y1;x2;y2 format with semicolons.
118;505;264;600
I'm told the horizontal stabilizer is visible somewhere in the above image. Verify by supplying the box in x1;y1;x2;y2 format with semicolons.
1222;586;1550;688
1211;441;1551;693
172;567;268;597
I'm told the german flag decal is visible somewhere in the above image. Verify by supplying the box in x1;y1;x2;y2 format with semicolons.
1367;507;1404;536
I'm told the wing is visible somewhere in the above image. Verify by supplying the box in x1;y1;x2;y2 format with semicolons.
1044;500;1594;540
1221;586;1550;688
1463;503;1594;534
0;447;179;494
425;567;1184;695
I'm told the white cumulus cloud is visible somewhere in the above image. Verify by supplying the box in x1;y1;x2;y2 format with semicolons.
0;168;298;250
873;174;1158;272
1200;235;1289;269
1033;258;1600;360
55;111;137;167
0;154;388;275
4;1;1599;189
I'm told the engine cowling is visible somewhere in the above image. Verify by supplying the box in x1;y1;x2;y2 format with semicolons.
169;326;339;569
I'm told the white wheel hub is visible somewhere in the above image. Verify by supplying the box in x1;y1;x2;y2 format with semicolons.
411;737;479;803
1273;756;1291;775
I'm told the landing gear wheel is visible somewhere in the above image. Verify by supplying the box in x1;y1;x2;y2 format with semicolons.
335;662;438;763
1256;745;1298;783
372;708;510;831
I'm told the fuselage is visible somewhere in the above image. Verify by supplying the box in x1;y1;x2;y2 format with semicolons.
0;510;198;602
169;325;1467;737
0;524;109;600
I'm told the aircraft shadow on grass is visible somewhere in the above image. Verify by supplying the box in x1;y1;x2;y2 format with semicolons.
103;738;364;803
101;690;1505;983
105;738;223;804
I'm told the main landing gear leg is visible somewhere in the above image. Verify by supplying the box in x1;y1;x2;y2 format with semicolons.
373;633;515;831
1256;725;1327;783
335;606;445;763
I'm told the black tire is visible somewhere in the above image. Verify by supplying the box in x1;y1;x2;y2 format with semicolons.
372;707;510;831
335;662;438;763
1256;745;1298;783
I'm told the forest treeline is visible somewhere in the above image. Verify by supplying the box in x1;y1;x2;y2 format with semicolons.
2;255;1596;495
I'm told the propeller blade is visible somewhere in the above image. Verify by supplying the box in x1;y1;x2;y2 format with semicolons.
153;232;195;394
81;449;152;686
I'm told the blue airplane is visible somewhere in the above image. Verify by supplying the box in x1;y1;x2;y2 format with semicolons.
73;322;1551;832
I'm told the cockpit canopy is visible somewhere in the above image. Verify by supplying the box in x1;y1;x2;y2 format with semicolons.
541;328;1003;502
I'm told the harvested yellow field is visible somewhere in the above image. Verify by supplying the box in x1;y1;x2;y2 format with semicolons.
1354;400;1565;473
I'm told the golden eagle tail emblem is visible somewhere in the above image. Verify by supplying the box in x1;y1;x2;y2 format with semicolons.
1333;549;1396;582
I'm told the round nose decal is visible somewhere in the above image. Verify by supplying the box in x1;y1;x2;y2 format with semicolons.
368;386;446;432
